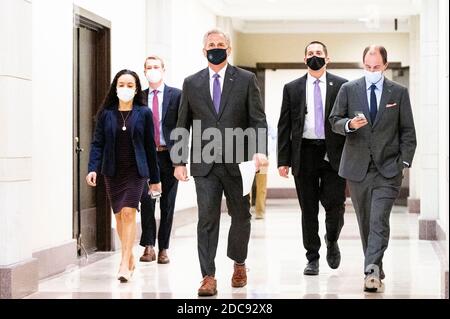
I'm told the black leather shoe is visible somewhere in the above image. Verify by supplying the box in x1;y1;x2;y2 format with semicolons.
303;260;319;275
324;234;341;269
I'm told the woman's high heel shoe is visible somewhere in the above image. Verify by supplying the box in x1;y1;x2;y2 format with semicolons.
117;270;131;283
129;256;136;278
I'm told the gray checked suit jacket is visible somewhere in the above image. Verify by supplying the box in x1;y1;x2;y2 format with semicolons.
329;77;417;182
174;65;268;177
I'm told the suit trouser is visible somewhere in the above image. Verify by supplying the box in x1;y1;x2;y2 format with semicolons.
140;151;179;250
249;172;268;217
347;163;402;274
194;164;251;277
293;142;346;262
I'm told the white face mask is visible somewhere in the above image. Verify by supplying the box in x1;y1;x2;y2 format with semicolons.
364;70;383;84
146;69;163;84
116;87;135;102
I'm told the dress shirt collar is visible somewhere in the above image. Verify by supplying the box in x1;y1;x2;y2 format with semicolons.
307;71;327;84
149;83;165;94
365;75;384;91
209;64;228;80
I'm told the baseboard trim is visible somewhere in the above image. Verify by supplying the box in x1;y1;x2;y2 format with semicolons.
445;270;449;299
32;240;77;279
419;219;437;240
435;221;449;299
436;220;447;242
394;186;409;206
267;188;297;199
407;197;420;214
0;258;38;299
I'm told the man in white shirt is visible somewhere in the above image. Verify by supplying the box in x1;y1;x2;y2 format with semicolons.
277;41;348;276
139;55;181;265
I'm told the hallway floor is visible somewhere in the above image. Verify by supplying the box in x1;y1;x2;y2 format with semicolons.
26;199;442;299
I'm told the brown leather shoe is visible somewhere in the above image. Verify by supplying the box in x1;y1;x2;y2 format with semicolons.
198;275;217;296
139;246;156;262
157;249;170;264
231;263;247;287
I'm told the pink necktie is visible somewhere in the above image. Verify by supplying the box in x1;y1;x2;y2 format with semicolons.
152;90;160;146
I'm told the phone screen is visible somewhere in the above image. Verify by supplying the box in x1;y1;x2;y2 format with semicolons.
150;191;161;199
354;112;366;119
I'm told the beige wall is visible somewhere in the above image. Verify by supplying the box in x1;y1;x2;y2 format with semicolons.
234;32;410;67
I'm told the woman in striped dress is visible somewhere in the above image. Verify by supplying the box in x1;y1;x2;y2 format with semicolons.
86;69;161;282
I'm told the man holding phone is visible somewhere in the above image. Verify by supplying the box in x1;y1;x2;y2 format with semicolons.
354;112;366;120
330;45;416;292
139;55;182;265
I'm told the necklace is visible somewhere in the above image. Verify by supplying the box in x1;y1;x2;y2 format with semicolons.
119;110;132;131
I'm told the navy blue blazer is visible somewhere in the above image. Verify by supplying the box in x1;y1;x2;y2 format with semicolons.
144;85;182;149
88;105;160;183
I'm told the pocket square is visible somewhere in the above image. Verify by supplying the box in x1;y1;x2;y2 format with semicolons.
386;103;397;108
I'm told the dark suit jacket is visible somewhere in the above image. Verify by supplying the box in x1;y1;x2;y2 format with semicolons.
143;85;182;149
88;105;160;183
329;77;417;182
277;72;348;175
174;65;268;177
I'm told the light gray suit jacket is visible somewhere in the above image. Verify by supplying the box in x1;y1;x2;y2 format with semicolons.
329;77;416;182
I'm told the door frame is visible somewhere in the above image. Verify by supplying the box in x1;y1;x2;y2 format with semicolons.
73;6;112;251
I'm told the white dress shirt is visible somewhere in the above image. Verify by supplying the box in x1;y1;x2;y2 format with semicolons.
303;72;327;139
208;64;228;100
365;75;384;111
345;75;385;133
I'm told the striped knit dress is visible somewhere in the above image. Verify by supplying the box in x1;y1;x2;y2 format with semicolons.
104;110;146;214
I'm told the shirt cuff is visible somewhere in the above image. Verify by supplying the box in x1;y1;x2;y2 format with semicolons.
345;120;356;133
403;161;410;168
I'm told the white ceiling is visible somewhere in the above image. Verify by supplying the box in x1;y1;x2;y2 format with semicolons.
200;0;422;33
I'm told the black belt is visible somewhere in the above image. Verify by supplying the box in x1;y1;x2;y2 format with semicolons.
302;139;325;146
156;145;168;152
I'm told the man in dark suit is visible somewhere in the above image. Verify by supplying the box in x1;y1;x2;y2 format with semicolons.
330;45;416;292
139;55;181;265
173;29;268;296
277;41;348;276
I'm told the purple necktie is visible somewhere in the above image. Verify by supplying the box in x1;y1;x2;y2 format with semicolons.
212;73;221;114
314;79;325;138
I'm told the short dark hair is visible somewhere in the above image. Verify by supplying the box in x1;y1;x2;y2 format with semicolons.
363;45;388;64
304;41;328;57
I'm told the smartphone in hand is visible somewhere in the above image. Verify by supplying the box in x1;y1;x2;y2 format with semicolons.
354;111;366;120
147;180;162;199
149;191;162;199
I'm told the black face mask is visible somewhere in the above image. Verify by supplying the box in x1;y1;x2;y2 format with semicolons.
306;56;326;71
207;48;228;65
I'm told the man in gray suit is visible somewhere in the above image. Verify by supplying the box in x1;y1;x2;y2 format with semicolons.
330;45;416;292
173;29;268;296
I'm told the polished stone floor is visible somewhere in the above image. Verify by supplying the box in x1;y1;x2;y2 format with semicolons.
26;199;442;299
